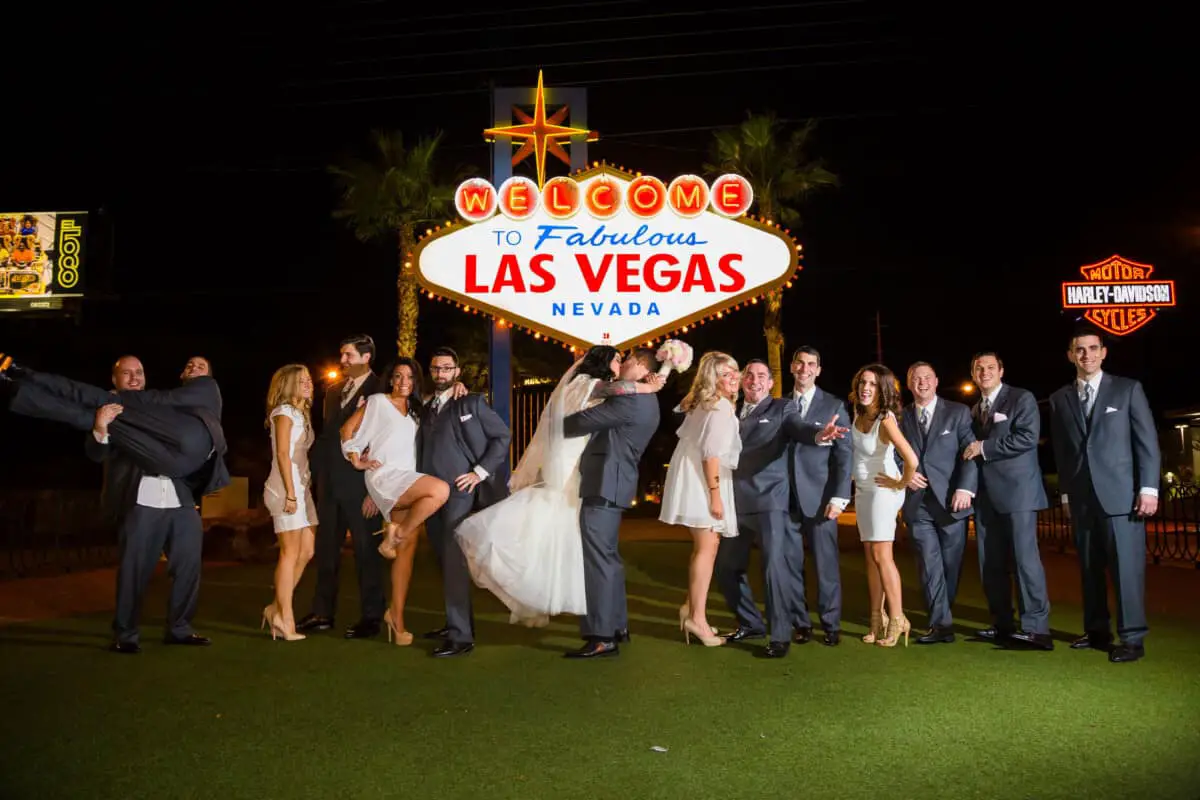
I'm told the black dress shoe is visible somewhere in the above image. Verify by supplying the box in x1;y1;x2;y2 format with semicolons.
974;627;1013;642
793;627;812;644
1008;630;1054;650
163;633;211;646
433;640;475;658
345;620;381;639
423;626;451;640
761;641;790;658
1070;633;1113;650
916;627;956;645
822;630;840;646
1109;643;1145;663
614;628;632;643
564;640;618;659
723;626;767;643
296;613;334;633
109;641;141;654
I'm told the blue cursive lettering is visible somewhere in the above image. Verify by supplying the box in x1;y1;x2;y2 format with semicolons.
533;224;707;251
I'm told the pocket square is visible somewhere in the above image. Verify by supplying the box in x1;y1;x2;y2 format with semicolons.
940;429;951;436
1105;406;1119;414
459;413;473;422
992;412;1008;422
758;418;770;424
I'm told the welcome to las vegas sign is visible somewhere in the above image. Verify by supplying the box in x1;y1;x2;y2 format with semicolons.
413;165;800;351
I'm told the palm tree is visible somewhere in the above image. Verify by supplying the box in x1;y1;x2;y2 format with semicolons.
705;113;838;396
330;130;454;358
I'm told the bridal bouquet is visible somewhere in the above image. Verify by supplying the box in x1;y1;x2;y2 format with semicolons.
656;339;694;377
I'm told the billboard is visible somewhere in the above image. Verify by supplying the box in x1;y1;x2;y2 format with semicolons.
0;211;87;312
1061;254;1175;336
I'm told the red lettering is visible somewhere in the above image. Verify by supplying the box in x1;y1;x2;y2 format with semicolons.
717;254;746;291
576;253;613;292
643;254;682;292
529;253;556;293
681;254;717;292
465;254;488;293
492;254;526;292
616;254;640;292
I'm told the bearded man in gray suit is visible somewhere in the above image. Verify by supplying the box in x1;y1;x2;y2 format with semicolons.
1049;326;1160;663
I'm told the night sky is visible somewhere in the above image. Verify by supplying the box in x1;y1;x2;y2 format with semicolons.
2;2;1194;487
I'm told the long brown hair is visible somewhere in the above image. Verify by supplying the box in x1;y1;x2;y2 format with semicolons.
849;363;901;420
265;364;313;429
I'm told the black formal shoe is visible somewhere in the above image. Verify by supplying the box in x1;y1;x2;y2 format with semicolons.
344;620;381;639
723;626;767;643
1109;643;1145;663
793;627;812;645
564;640;618;659
1008;630;1054;650
296;613;334;633
761;641;790;658
1070;633;1113;650
974;627;1013;642
823;630;840;646
163;633;211;646
109;641;141;654
423;626;451;640
614;628;632;643
916;627;956;645
433;640;475;658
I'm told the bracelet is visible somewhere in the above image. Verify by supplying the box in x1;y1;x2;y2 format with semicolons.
286;496;296;501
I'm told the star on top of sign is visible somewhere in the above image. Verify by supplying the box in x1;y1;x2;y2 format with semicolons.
483;70;598;188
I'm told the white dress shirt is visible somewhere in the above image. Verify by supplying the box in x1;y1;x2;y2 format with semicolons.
430;387;490;481
793;386;848;512
1061;371;1157;503
94;431;181;509
978;383;1004;461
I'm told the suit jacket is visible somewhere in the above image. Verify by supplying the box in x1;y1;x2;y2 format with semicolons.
898;397;978;524
416;393;512;509
114;375;230;497
787;387;853;518
733;397;826;514
564;393;660;509
970;384;1048;513
1048;373;1160;517
85;436;201;521
312;372;382;501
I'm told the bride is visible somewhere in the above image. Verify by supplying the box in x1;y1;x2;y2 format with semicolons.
455;346;665;626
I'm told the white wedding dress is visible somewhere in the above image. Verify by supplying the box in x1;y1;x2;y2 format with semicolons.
455;371;602;626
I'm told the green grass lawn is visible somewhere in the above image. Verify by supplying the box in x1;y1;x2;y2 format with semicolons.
3;540;1199;800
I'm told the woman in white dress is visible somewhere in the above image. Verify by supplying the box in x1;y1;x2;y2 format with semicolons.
340;358;450;646
261;364;318;641
454;346;665;626
659;351;742;647
849;363;919;648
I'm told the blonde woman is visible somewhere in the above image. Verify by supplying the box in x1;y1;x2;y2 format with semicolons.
659;352;743;646
262;364;318;641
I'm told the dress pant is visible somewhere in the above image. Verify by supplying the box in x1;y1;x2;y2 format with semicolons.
908;498;967;630
787;509;841;632
425;493;477;644
578;497;626;641
310;484;385;623
1071;485;1148;645
974;498;1051;634
113;505;203;644
716;509;795;642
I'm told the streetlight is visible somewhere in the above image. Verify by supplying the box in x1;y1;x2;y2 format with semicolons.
960;382;975;395
325;368;340;382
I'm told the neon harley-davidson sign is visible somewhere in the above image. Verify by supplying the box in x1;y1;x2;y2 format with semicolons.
414;166;799;351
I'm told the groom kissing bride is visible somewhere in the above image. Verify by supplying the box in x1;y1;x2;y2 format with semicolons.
456;345;668;658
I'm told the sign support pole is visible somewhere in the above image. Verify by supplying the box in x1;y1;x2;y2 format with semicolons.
489;82;589;432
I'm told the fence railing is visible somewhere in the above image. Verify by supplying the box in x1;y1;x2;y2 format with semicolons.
0;489;116;578
1035;493;1200;567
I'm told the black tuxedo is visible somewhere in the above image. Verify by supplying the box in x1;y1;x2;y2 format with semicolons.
898;397;977;629
416;392;511;645
308;372;385;623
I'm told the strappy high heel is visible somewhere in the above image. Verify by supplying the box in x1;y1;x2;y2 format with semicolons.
262;604;305;642
862;599;888;644
375;523;401;560
382;606;413;646
877;614;911;648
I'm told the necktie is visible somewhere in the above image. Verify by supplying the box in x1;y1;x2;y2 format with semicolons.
429;394;442;415
919;406;930;434
980;397;991;424
341;380;354;406
1080;383;1094;419
798;394;808;419
740;402;756;420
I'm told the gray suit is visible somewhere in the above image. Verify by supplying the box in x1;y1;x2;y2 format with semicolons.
1049;373;1159;645
718;397;823;642
786;387;853;633
971;384;1051;634
563;393;660;640
899;398;977;629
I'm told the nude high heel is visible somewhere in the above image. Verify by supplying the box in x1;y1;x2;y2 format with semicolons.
679;603;718;636
262;604;305;642
382;606;413;646
375;523;400;560
862;599;888;644
683;618;725;647
877;614;911;648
